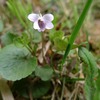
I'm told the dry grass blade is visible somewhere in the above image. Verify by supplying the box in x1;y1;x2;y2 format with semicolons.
0;78;14;100
38;41;51;63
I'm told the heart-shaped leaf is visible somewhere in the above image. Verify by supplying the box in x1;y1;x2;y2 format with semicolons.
32;81;51;98
35;66;53;81
0;44;37;81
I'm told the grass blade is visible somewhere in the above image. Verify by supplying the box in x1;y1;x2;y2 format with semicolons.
62;0;93;65
78;47;98;100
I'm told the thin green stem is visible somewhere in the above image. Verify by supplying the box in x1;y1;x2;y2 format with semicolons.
24;44;34;56
20;38;34;56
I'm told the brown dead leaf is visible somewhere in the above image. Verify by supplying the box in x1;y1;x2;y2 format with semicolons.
38;41;51;64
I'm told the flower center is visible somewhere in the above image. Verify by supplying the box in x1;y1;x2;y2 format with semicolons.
38;20;45;29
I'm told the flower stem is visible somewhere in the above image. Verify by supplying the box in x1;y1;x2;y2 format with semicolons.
42;32;45;63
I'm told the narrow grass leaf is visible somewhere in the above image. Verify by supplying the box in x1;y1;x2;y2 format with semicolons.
62;0;93;65
78;47;98;100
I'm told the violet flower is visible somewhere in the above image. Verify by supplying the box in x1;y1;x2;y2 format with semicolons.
28;13;54;32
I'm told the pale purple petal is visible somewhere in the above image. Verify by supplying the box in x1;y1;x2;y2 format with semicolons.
46;22;54;29
33;21;40;29
43;14;54;21
38;29;41;32
28;13;39;22
28;13;54;32
38;20;46;29
38;28;45;32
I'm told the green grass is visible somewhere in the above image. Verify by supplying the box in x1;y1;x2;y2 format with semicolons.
62;0;93;66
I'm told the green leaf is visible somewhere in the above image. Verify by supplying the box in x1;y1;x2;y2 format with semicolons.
54;37;68;51
12;79;51;99
53;37;78;51
49;30;64;42
93;91;100;100
32;81;51;98
78;47;98;100
0;20;4;32
35;66;53;81
0;44;37;81
93;70;100;100
1;32;17;46
95;70;100;91
12;78;30;98
78;47;98;77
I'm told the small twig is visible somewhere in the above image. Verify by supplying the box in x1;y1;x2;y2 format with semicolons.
51;84;58;100
28;88;33;100
73;83;80;100
68;88;76;100
68;83;80;100
38;35;51;64
60;64;67;100
60;77;66;100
